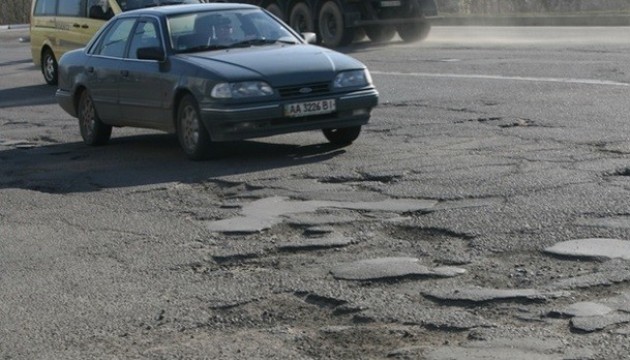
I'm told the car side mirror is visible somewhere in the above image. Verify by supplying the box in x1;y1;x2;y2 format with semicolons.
137;46;166;62
301;32;317;44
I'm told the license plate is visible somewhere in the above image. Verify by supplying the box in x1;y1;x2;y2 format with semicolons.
284;99;336;118
380;0;401;7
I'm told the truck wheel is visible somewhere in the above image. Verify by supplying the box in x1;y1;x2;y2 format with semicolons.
323;126;361;145
354;27;366;42
289;3;314;33
41;48;58;86
365;25;396;43
265;2;285;21
318;1;354;47
396;20;431;43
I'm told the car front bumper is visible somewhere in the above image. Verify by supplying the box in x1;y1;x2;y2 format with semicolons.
199;88;379;142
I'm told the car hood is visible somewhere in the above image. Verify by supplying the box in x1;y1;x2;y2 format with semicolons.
179;44;365;87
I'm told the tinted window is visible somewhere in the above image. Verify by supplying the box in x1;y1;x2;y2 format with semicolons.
127;19;161;59
93;18;136;58
58;0;85;16
34;0;57;16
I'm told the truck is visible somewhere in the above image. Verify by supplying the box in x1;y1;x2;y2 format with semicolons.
210;0;438;47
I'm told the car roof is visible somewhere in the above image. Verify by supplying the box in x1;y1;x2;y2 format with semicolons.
125;3;260;17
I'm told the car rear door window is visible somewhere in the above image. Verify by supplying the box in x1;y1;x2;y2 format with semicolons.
93;18;136;58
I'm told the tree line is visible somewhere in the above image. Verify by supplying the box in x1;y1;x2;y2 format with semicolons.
1;0;628;25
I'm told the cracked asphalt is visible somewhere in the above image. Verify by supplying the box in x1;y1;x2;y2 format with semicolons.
2;26;630;359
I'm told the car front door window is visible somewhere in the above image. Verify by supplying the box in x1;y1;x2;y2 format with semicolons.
94;18;136;58
127;19;161;60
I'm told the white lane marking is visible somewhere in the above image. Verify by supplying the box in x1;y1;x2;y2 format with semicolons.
371;70;630;87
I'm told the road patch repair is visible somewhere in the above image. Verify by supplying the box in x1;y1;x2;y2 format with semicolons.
540;238;630;332
330;257;466;281
206;196;438;233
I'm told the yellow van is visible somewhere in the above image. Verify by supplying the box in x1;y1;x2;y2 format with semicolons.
30;0;200;85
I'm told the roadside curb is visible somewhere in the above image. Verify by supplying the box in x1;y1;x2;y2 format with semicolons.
433;15;630;27
0;24;29;30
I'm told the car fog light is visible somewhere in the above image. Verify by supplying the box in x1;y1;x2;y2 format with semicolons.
352;108;369;116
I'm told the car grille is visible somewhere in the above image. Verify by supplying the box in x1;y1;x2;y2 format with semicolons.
278;82;330;98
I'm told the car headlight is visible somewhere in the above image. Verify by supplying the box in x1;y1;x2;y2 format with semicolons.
211;81;274;99
333;69;371;89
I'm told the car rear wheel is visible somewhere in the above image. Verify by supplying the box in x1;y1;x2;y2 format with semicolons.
177;94;212;160
78;90;112;146
41;49;58;86
323;126;361;145
318;1;354;47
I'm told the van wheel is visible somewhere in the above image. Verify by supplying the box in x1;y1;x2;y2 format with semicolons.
41;49;58;86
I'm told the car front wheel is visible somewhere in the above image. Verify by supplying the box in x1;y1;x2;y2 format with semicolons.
78;90;112;146
323;126;361;145
177;94;212;160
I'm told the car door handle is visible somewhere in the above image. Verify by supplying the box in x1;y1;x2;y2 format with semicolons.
120;70;129;77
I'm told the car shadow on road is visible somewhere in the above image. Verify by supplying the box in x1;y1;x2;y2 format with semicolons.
0;133;350;193
0;84;56;108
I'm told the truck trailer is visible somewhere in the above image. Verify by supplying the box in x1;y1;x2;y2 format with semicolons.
211;0;438;47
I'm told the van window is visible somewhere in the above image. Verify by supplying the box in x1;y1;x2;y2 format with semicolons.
33;0;57;16
58;0;85;17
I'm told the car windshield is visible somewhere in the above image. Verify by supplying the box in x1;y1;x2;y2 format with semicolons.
116;0;199;12
168;9;300;54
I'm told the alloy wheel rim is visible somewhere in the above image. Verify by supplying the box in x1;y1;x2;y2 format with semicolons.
181;104;199;152
80;95;95;139
44;56;55;81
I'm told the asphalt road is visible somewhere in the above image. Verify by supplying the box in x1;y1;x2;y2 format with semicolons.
2;26;630;359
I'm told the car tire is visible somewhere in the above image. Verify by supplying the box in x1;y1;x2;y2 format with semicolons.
396;20;431;43
323;126;361;145
289;2;314;34
265;2;285;21
78;89;112;146
177;94;213;160
365;25;396;43
318;1;354;47
41;48;58;86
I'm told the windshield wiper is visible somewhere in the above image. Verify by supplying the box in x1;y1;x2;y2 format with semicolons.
227;38;298;48
178;44;230;53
